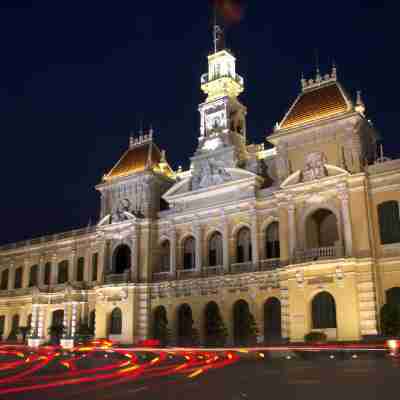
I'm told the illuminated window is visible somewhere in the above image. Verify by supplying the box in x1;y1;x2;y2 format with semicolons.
209;232;223;266
265;222;280;259
237;227;252;263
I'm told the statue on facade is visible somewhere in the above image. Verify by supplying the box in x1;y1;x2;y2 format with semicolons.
302;151;328;182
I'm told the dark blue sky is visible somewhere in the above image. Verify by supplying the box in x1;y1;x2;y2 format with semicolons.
0;1;398;245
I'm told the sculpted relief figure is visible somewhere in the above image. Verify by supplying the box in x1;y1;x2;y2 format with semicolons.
302;151;328;182
193;158;232;190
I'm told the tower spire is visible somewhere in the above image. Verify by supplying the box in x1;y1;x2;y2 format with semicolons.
213;2;224;53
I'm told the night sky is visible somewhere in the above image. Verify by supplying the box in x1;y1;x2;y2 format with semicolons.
0;1;398;245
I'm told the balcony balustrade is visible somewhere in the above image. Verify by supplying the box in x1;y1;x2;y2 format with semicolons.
104;272;130;284
201;72;244;86
202;265;225;277
230;262;254;274
259;258;281;271
152;271;174;282
294;246;343;264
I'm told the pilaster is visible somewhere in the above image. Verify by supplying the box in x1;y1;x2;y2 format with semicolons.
250;208;259;264
338;186;353;257
193;221;203;271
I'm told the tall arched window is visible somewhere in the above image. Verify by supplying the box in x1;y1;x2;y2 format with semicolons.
209;232;223;267
29;265;38;287
0;269;9;290
113;245;132;274
237;227;252;263
265;222;280;259
76;257;85;282
312;291;337;329
14;267;23;289
110;308;122;335
378;201;400;244
44;262;51;285
52;310;64;327
57;260;69;284
160;241;170;272
183;237;196;270
306;209;339;248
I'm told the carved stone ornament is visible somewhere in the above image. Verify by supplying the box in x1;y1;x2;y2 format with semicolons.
193;158;232;190
302;152;328;182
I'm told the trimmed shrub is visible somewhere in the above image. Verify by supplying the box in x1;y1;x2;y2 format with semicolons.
304;331;327;343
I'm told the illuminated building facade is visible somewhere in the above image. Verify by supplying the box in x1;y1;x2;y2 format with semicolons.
1;34;400;347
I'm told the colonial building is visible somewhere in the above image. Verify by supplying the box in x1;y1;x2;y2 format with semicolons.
1;32;400;347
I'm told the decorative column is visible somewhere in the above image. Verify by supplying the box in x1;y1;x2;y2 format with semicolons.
23;259;30;288
8;262;15;290
85;246;93;282
169;226;177;277
37;306;45;339
338;187;353;257
38;257;45;288
28;304;46;347
30;304;39;337
51;254;58;285
69;251;76;283
250;208;259;266
131;225;139;282
288;203;297;261
193;222;202;271
221;211;230;272
63;303;69;337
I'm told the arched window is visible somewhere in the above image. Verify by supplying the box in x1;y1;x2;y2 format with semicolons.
29;265;38;287
209;232;223;267
233;299;257;346
58;260;69;284
113;245;131;274
312;292;337;329
306;209;339;248
378;201;400;244
76;257;85;282
183;237;196;270
160;241;170;272
110;308;122;335
52;310;64;327
44;262;51;285
264;297;282;342
265;222;280;259
14;267;23;289
0;269;9;290
153;306;169;345
177;304;194;346
237;227;252;263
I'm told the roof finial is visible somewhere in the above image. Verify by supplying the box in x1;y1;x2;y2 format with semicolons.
149;124;154;140
331;60;337;80
315;49;322;82
301;72;307;90
129;131;135;148
160;149;166;164
213;2;224;53
355;90;366;115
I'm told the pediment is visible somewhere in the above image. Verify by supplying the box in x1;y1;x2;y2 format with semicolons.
163;167;262;203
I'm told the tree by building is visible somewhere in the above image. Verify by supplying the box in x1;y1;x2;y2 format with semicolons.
48;325;66;344
153;306;170;346
17;326;30;343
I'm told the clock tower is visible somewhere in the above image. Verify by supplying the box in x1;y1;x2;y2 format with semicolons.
191;25;248;190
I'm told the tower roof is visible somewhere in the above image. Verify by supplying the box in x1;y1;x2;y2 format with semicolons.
103;133;173;182
278;69;353;130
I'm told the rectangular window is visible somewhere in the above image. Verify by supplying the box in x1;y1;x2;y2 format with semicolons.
0;270;9;290
92;253;98;281
77;257;85;282
14;267;23;289
44;263;51;285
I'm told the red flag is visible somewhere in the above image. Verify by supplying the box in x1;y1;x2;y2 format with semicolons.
214;0;244;24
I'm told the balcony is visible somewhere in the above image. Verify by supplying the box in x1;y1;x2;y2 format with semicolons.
177;269;200;280
202;265;225;277
230;262;254;274
152;271;175;282
104;272;130;284
259;258;281;271
201;72;244;86
294;246;343;264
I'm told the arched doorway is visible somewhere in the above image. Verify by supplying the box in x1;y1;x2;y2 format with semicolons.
306;209;339;249
204;302;227;346
236;227;252;263
312;291;337;330
264;298;282;343
113;245;132;274
50;310;64;343
233;300;258;346
110;308;122;335
183;237;196;270
386;287;400;306
209;232;223;267
265;222;280;259
160;241;170;272
153;306;169;345
177;304;194;346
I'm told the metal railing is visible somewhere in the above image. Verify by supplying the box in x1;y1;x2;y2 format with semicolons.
104;273;130;284
259;258;281;271
201;72;244;86
202;265;225;277
230;262;254;274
